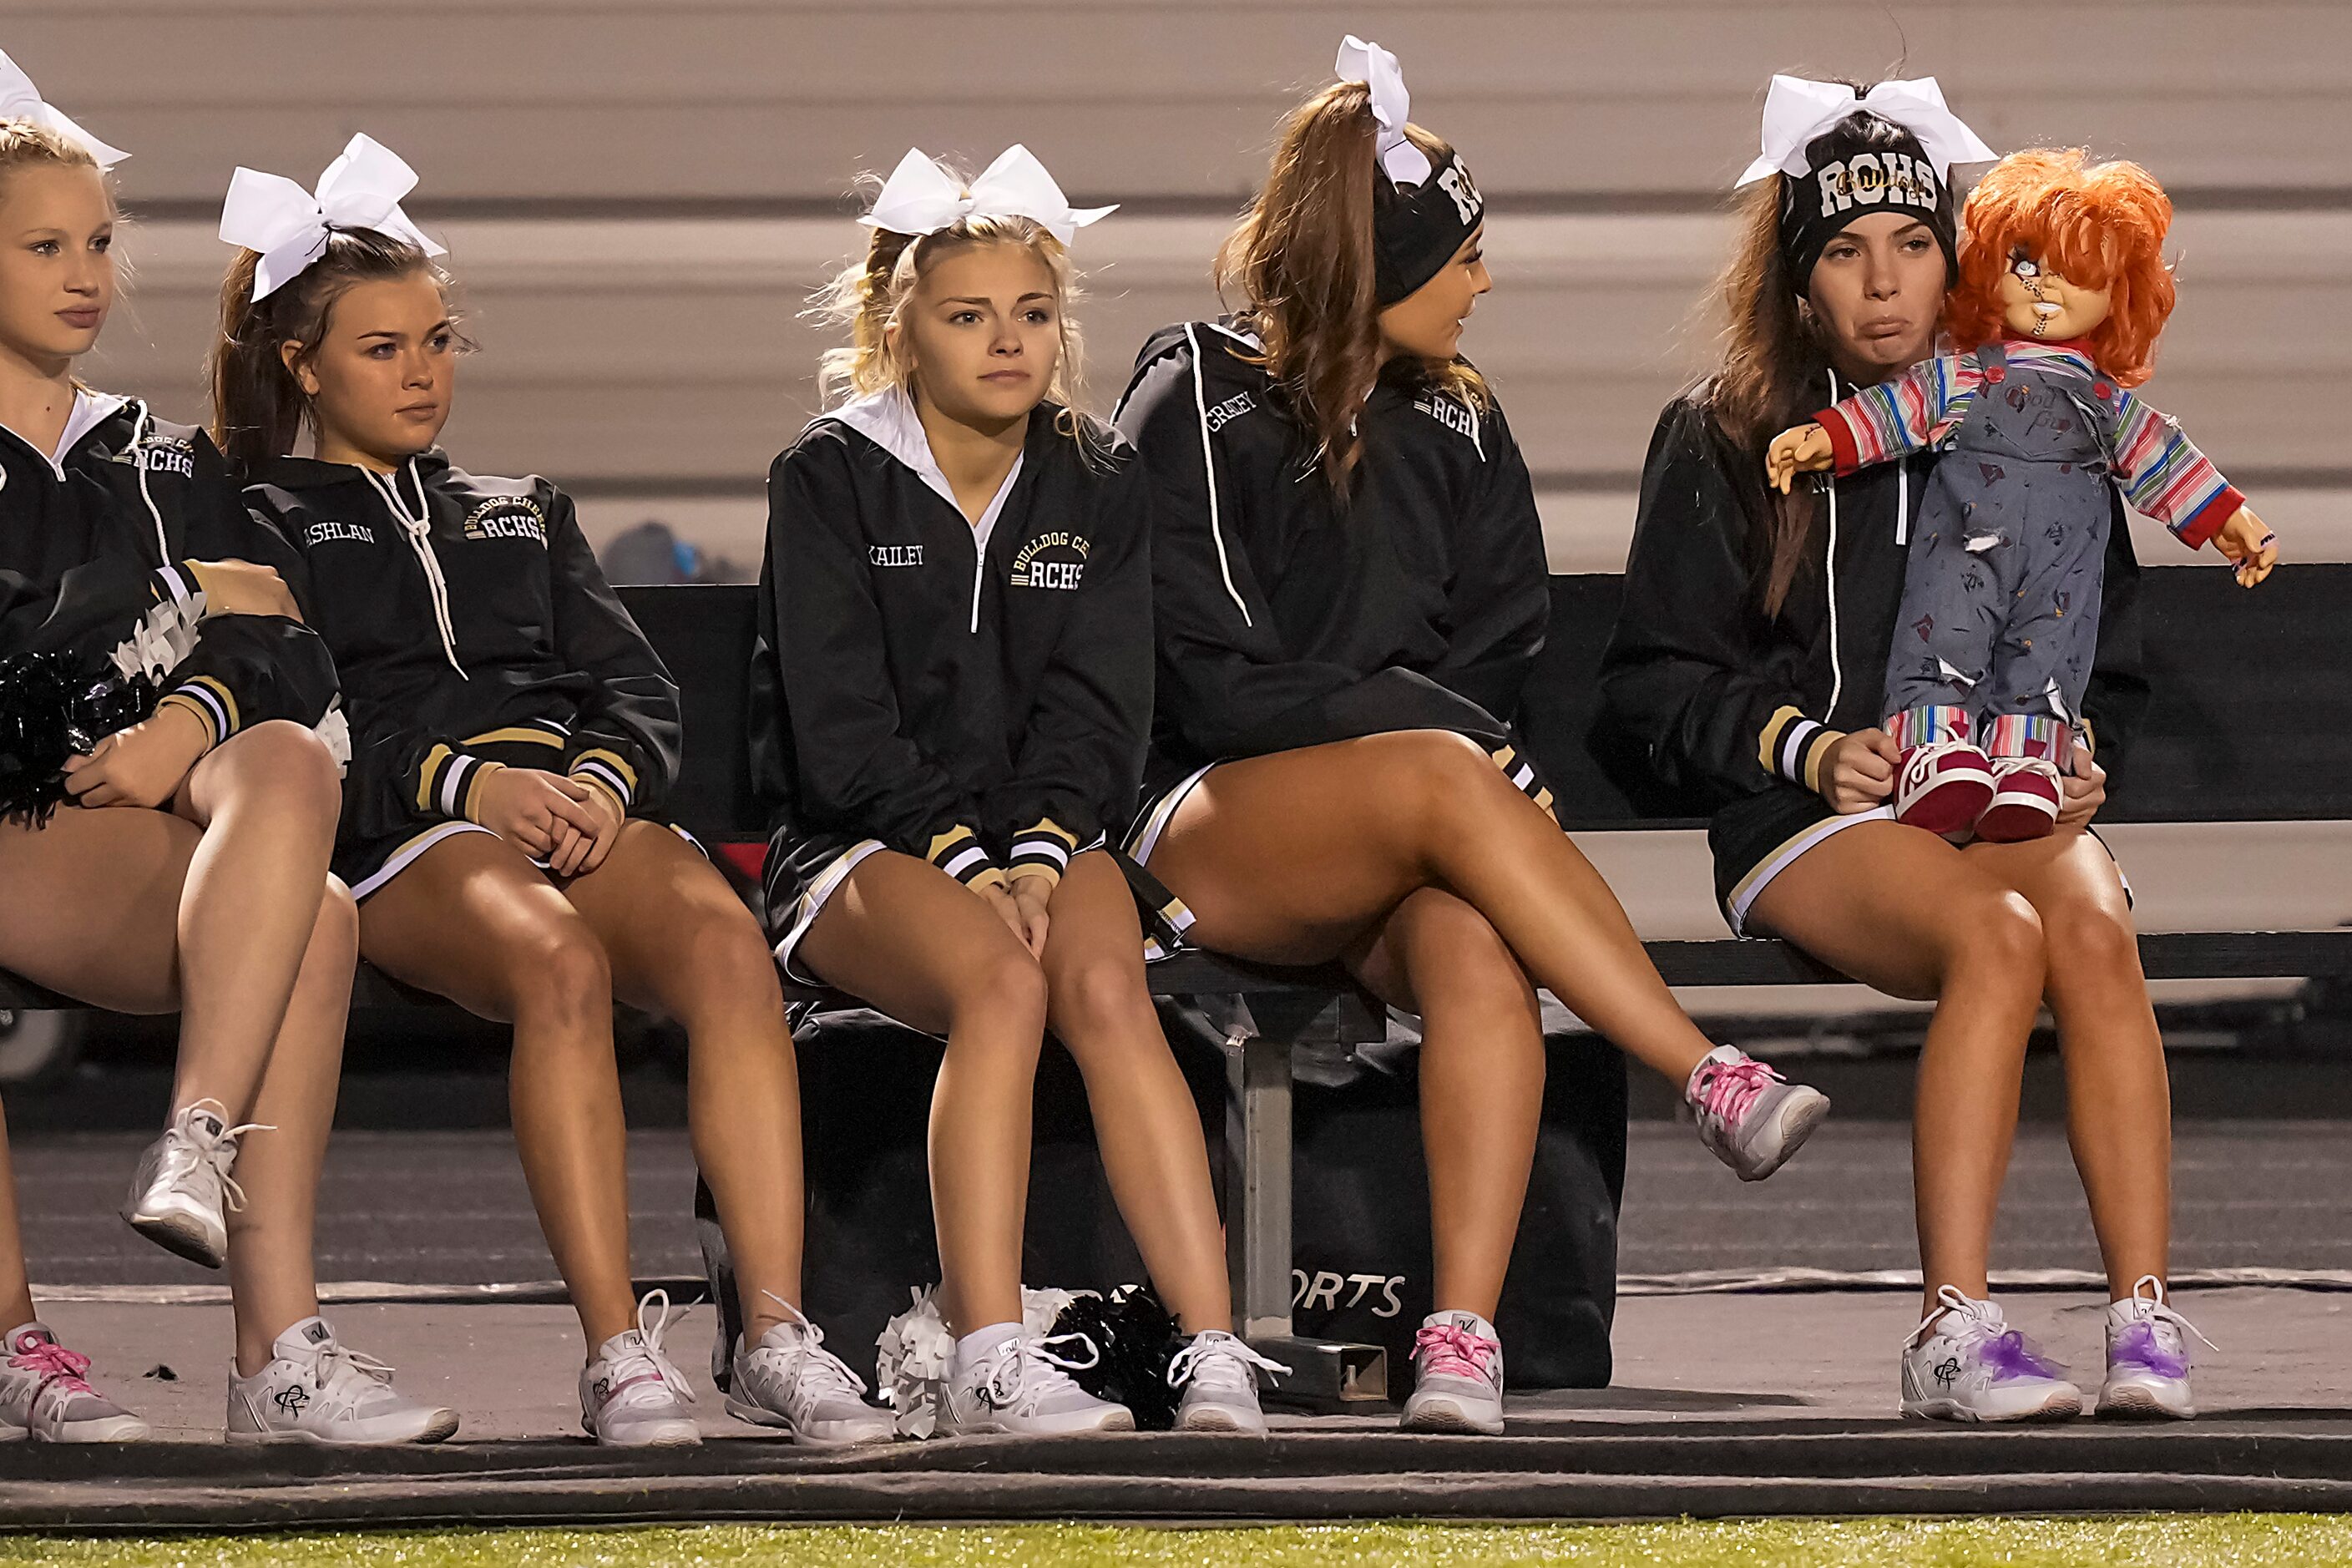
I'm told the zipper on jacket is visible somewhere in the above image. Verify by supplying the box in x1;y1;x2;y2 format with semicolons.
364;459;469;679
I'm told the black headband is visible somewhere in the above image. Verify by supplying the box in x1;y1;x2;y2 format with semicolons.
1779;116;1957;295
1373;147;1484;306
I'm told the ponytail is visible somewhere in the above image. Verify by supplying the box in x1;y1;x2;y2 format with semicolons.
1219;83;1484;495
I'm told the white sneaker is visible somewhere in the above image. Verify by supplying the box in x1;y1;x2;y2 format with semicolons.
726;1292;894;1448
0;1324;147;1442
937;1329;1135;1437
1400;1310;1506;1434
1900;1286;2082;1423
1687;1045;1830;1181
122;1100;267;1269
1168;1330;1288;1433
2099;1275;2211;1420
226;1317;458;1444
579;1291;701;1448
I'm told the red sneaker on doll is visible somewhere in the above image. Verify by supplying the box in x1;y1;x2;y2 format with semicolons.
1768;149;2282;842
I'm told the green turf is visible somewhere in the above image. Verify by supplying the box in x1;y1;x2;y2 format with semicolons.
2;1518;2348;1567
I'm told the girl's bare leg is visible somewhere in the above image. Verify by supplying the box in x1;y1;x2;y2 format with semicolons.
358;832;637;1351
1343;888;1544;1322
1969;832;2169;1297
797;853;1046;1336
1034;851;1230;1333
559;823;808;1345
1149;732;1718;1083
1748;821;2047;1316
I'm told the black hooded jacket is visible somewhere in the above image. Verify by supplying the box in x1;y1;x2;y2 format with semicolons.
749;394;1154;893
1598;381;2147;813
244;451;678;845
0;393;336;749
1112;319;1550;791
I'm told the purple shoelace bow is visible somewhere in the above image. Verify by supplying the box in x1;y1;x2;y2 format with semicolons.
1979;1328;2067;1383
2110;1320;2191;1379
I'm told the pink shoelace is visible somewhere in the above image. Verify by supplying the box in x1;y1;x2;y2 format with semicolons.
1412;1323;1499;1382
1691;1054;1783;1125
9;1334;94;1396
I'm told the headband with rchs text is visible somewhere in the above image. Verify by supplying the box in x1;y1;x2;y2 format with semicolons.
0;48;126;168
219;134;446;301
1337;36;1485;306
1739;75;1995;293
862;144;1115;247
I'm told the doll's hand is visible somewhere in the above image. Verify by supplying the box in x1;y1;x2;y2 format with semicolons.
2210;508;2279;587
1817;728;1899;813
2056;745;2107;829
60;704;212;809
1766;424;1834;494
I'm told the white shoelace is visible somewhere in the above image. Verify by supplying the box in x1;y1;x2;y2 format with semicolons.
2117;1274;2219;1356
975;1332;1100;1413
606;1290;696;1409
169;1099;273;1214
751;1289;870;1401
1166;1332;1290;1395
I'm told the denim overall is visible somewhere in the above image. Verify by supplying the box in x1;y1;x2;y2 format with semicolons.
1880;342;2119;757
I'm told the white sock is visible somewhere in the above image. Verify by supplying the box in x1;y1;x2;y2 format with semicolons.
950;1321;1024;1381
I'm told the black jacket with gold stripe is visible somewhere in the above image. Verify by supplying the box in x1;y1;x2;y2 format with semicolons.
749;391;1152;903
1112;319;1551;800
0;392;336;751
244;450;677;851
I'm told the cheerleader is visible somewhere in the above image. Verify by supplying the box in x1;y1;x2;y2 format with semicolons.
0;59;448;1443
752;145;1283;1435
216;137;888;1449
1112;38;1831;1435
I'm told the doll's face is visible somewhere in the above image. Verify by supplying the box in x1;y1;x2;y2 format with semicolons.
1997;250;2112;341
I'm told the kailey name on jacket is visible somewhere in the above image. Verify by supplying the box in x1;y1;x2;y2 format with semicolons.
1009;529;1090;591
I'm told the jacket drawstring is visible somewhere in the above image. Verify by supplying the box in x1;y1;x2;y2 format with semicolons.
1822;368;1843;720
365;459;468;679
129;400;168;565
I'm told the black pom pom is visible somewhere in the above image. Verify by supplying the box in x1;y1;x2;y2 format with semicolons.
1049;1282;1184;1430
0;654;156;827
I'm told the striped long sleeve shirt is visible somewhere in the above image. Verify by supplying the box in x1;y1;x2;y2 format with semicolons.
1813;341;2245;548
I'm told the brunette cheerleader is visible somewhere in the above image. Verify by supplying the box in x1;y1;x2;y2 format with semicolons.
1113;38;1830;1434
216;137;888;1448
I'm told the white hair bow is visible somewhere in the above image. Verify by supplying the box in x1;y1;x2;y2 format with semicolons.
0;48;126;169
1737;75;1996;187
862;144;1115;247
219;133;446;301
1335;34;1433;187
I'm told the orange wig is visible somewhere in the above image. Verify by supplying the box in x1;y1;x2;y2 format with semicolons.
1947;148;2176;387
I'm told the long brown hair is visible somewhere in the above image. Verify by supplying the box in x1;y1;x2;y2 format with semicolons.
1218;81;1485;493
1704;106;1935;615
208;229;459;473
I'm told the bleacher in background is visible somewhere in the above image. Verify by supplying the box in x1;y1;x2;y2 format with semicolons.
28;0;2349;574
